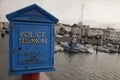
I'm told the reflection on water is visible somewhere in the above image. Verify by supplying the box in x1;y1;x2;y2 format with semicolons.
47;51;120;80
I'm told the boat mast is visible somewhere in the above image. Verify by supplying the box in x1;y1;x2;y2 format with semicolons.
79;4;84;38
81;4;84;23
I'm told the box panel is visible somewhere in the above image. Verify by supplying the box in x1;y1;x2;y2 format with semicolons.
9;22;54;75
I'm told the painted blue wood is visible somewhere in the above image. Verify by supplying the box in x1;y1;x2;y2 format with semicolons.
6;4;58;23
6;4;58;75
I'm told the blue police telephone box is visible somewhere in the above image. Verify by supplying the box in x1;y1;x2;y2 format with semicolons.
6;4;59;75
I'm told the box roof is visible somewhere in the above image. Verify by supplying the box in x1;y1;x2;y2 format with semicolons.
6;4;59;23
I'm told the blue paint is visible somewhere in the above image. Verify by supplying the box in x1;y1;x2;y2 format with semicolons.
6;4;58;23
6;4;59;75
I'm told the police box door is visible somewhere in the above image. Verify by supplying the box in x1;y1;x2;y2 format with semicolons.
11;22;54;71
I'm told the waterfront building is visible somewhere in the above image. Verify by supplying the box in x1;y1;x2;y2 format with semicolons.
78;22;90;38
116;31;120;41
103;30;110;41
83;25;90;37
55;23;71;37
0;22;2;31
62;24;71;37
102;27;117;41
71;23;79;37
89;28;104;39
106;27;116;41
62;24;71;32
55;23;64;35
55;22;120;42
55;23;65;35
0;22;9;34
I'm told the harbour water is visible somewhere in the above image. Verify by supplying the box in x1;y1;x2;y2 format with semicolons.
47;50;120;80
1;34;120;80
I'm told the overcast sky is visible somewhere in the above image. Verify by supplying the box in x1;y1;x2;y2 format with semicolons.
1;0;120;29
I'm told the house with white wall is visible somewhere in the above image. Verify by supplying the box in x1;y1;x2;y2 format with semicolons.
115;31;120;41
55;23;64;35
62;24;71;32
89;28;104;38
78;22;90;38
106;27;117;41
71;24;78;37
55;23;71;37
